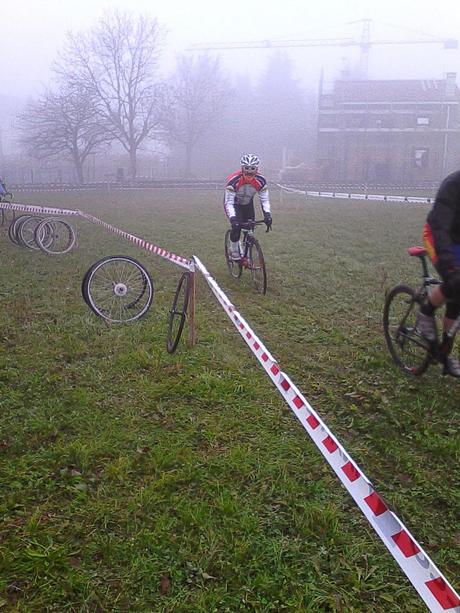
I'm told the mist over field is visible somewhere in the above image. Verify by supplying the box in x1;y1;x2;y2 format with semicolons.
1;0;460;184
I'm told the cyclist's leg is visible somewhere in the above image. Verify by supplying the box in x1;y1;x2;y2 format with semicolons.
228;207;243;259
431;243;460;375
242;202;255;224
417;224;446;340
238;204;256;257
437;298;460;376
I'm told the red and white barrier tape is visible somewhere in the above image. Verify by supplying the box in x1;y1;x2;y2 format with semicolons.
0;201;79;216
193;255;460;613
278;184;433;204
77;211;192;270
0;202;192;270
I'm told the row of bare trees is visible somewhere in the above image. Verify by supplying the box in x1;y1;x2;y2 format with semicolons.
18;10;316;183
18;11;231;182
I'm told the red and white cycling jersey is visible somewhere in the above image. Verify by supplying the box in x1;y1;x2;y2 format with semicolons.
224;171;270;219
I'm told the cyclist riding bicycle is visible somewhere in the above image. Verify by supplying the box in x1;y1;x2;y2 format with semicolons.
224;154;272;260
417;169;460;377
0;178;7;199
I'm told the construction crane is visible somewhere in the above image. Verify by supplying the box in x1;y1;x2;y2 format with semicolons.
188;19;458;80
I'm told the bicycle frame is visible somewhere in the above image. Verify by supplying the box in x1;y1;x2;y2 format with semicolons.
238;220;266;263
409;246;460;339
224;219;268;294
383;245;460;375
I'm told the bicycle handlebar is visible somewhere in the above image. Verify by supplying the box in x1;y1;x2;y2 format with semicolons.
236;220;271;233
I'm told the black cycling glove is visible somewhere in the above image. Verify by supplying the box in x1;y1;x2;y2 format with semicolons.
263;212;272;231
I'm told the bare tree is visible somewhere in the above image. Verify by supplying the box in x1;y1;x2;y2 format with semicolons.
18;87;109;184
163;54;231;177
56;10;165;179
253;52;316;169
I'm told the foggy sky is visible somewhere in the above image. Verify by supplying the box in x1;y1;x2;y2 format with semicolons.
2;0;460;100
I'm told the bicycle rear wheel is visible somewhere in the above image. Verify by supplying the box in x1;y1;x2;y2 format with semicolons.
383;284;432;375
82;255;154;323
166;272;190;353
224;229;242;279
248;239;267;294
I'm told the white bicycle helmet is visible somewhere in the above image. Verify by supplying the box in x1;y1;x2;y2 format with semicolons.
240;154;260;168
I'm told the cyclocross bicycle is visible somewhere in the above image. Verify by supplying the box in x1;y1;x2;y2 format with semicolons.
224;219;268;295
383;245;460;375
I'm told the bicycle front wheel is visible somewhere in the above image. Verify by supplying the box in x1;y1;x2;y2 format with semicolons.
248;239;267;294
82;255;154;323
224;229;242;279
383;284;432;375
166;272;190;353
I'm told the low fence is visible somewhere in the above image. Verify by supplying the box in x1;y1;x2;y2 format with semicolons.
9;179;438;195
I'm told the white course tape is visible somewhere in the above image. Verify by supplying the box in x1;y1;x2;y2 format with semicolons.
193;255;460;613
277;184;434;204
0;201;192;270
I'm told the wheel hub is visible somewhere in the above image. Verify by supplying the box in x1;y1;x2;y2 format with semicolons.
114;283;128;297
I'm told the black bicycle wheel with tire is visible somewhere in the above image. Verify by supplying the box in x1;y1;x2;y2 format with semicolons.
82;255;154;323
167;272;190;354
248;239;267;295
224;229;242;279
383;284;432;376
35;218;76;254
8;215;31;246
17;215;44;249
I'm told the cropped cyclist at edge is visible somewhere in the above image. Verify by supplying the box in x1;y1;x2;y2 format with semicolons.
0;178;7;199
416;168;460;377
223;154;272;260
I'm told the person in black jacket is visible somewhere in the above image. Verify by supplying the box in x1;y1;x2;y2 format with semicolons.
417;169;460;377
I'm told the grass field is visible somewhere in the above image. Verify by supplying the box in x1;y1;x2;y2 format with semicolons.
0;188;459;612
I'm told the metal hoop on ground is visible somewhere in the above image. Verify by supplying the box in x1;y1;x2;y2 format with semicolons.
166;271;191;353
82;255;154;323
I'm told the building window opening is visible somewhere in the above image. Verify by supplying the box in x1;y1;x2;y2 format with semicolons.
414;148;429;168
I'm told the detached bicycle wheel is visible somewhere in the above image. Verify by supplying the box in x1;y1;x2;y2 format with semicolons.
383;284;432;375
224;229;242;279
17;215;45;249
35;218;76;254
82;255;154;323
8;215;31;246
167;272;190;353
248;239;267;295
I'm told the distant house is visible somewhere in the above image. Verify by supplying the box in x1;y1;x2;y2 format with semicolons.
316;73;460;185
